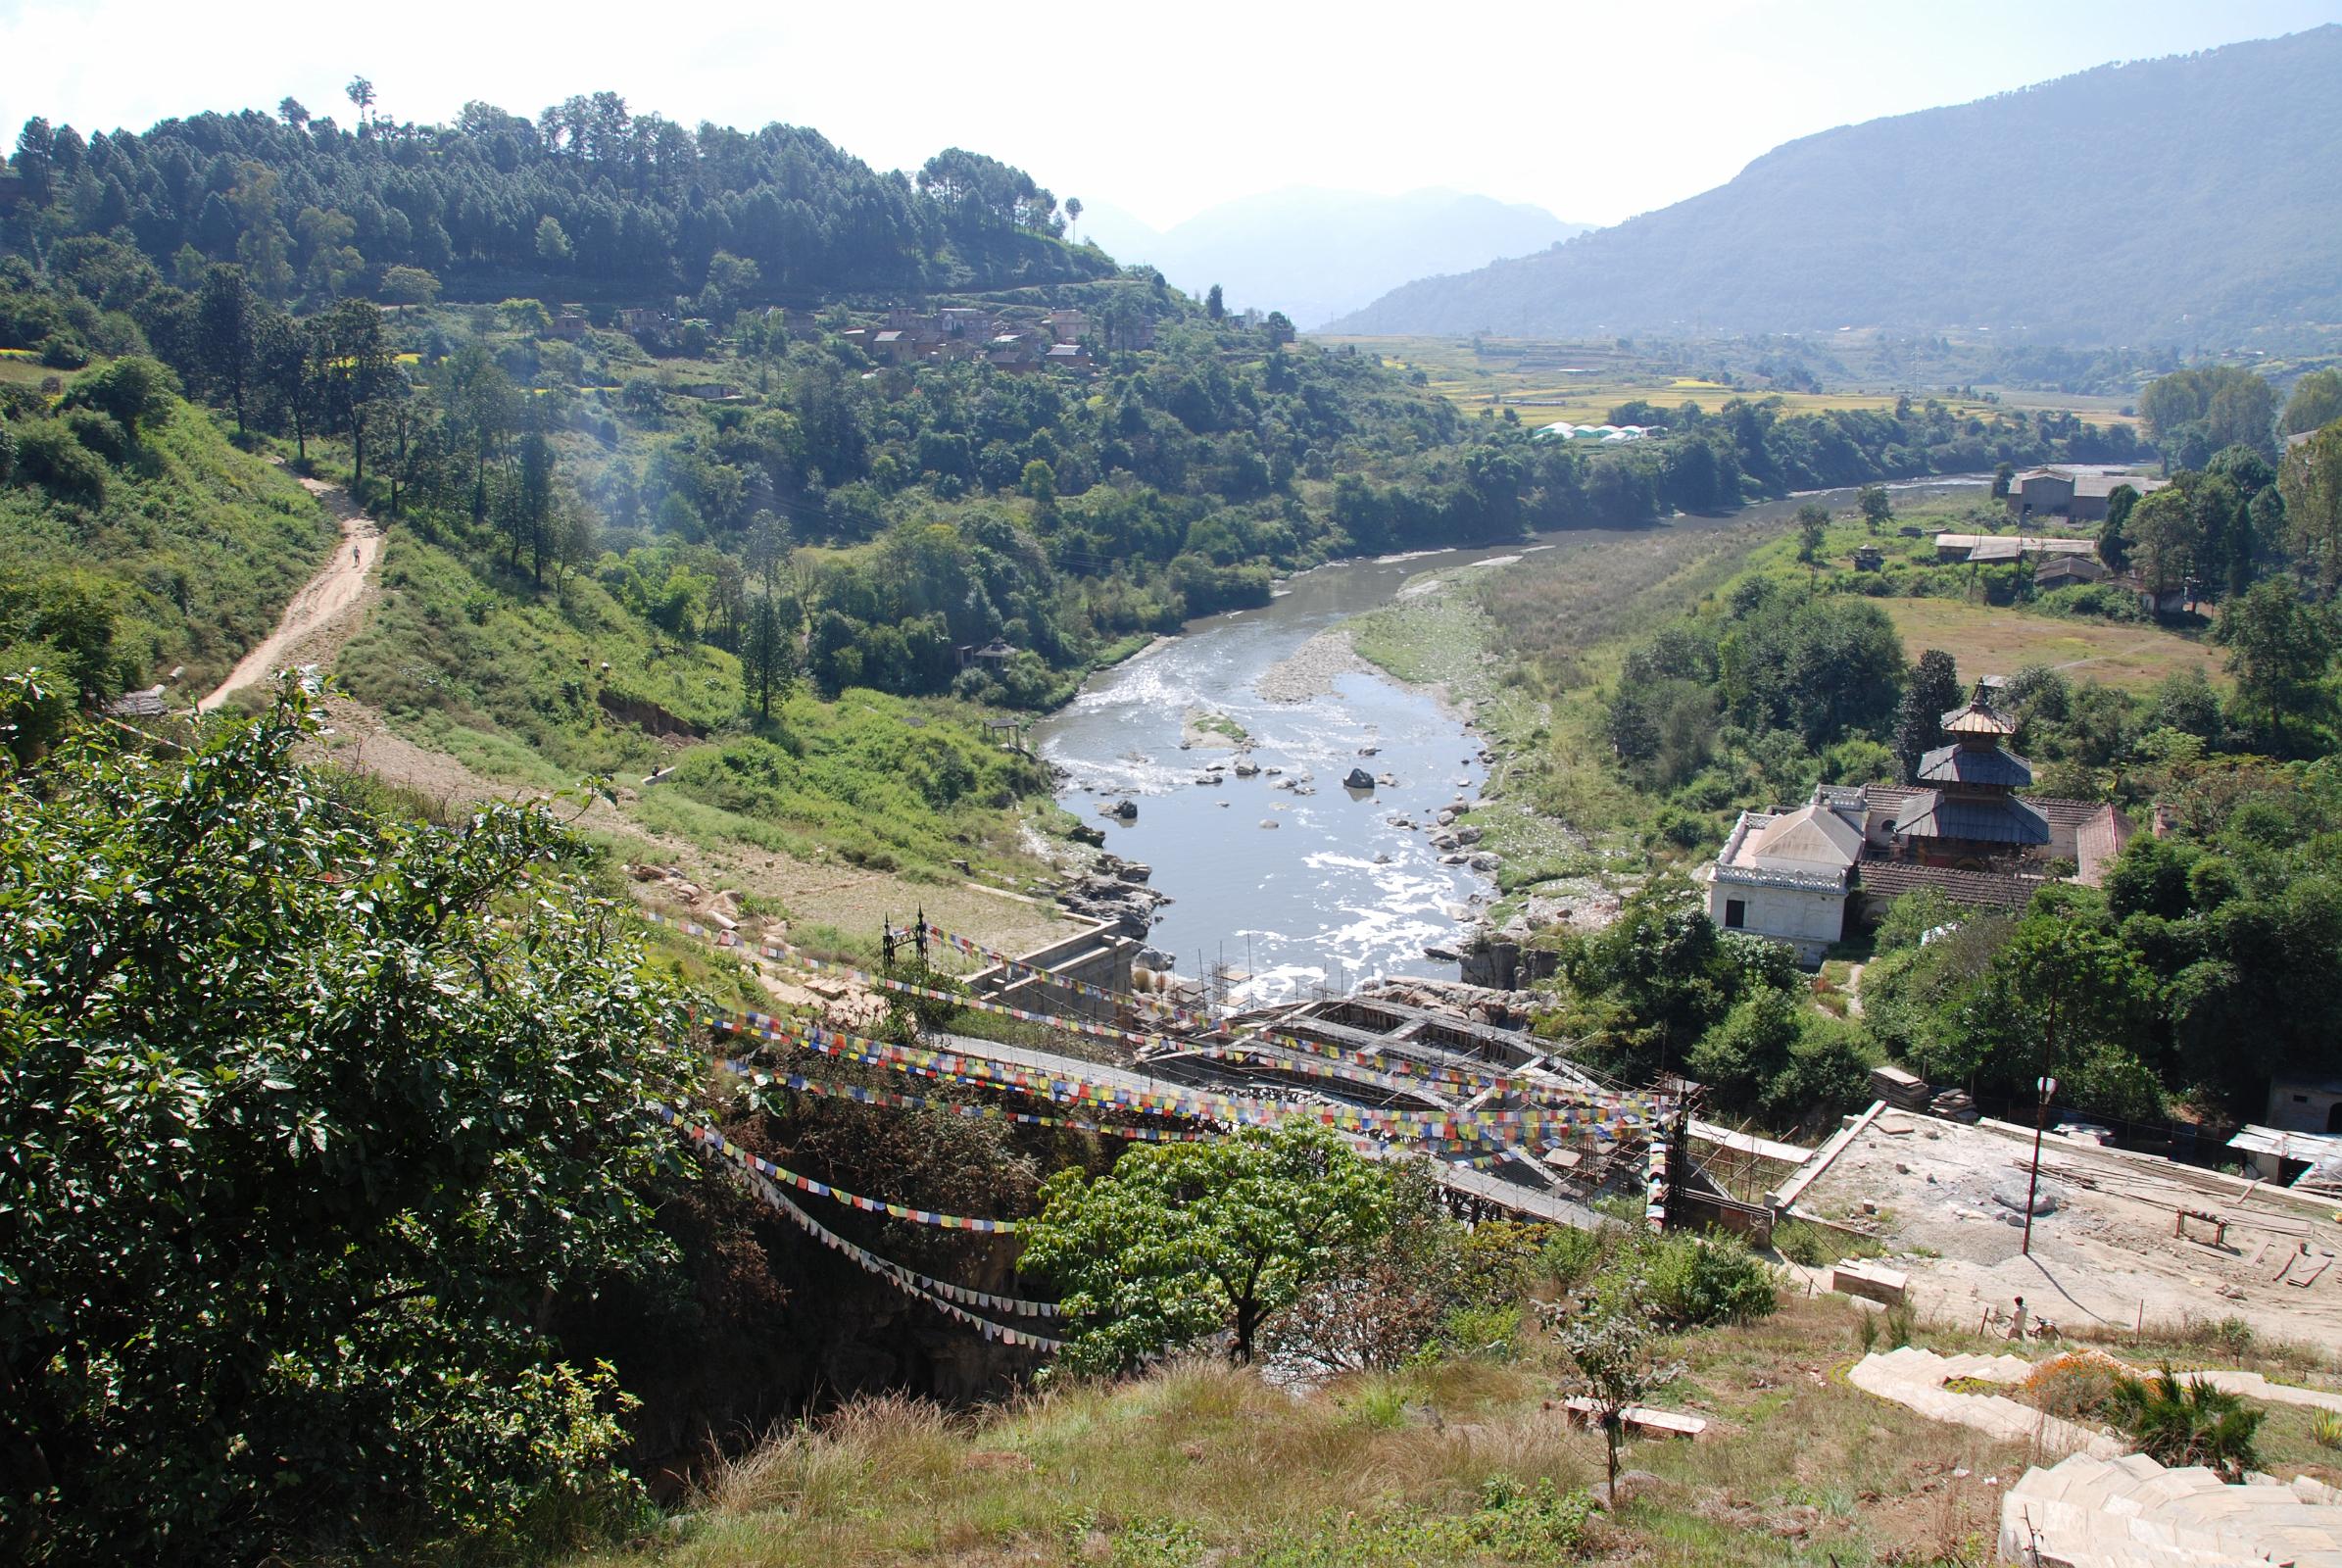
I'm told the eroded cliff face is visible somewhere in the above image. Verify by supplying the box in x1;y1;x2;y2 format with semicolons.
556;1098;1104;1493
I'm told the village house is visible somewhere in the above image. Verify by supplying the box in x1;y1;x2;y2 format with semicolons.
954;638;1019;670
2004;466;2169;524
1046;308;1088;343
1045;342;1093;371
2033;554;2109;590
1698;681;2131;963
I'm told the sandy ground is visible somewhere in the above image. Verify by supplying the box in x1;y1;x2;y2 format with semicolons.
1800;1113;2342;1352
199;476;382;710
1254;626;1374;703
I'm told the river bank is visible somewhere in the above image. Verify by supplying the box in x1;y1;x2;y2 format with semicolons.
1027;479;1993;987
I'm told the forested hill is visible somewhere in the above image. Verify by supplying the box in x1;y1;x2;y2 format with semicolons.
1329;25;2342;345
1;93;1111;300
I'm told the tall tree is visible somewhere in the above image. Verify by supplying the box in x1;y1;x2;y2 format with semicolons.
741;593;793;718
2100;483;2139;570
310;299;391;488
2129;486;2203;599
1205;283;1225;320
2283;370;2342;437
2217;578;2337;757
193;265;260;439
2281;422;2342;591
1795;501;1829;590
1857;483;1892;532
254;309;314;461
1892;648;1962;781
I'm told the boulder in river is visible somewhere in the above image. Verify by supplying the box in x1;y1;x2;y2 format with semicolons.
1233;758;1259;777
1112;800;1139;820
1343;766;1375;790
1260;818;1280;829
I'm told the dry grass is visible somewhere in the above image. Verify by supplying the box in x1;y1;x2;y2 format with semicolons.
1869;597;2229;693
572;1295;2058;1567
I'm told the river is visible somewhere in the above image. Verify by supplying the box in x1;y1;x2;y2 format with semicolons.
1036;477;1988;1004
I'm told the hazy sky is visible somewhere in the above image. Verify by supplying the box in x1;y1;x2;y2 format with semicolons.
3;0;2337;228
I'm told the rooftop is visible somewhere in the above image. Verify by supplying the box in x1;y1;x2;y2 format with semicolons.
1721;801;1865;876
1916;741;2032;789
1938;680;2018;737
1891;790;2052;846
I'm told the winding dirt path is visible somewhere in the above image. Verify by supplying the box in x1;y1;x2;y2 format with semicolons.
198;477;381;711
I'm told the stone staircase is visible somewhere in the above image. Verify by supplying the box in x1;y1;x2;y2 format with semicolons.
2000;1451;2342;1566
1850;1347;2120;1458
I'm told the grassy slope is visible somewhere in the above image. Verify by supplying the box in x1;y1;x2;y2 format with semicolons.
335;529;1057;891
0;397;332;692
575;1296;2062;1568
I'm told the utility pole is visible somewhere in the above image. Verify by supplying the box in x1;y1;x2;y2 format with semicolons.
2022;1074;2059;1256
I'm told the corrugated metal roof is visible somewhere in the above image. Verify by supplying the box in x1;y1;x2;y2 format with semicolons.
1892;791;2051;845
1917;743;2033;788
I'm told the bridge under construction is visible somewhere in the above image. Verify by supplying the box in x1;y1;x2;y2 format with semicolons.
641;906;1782;1350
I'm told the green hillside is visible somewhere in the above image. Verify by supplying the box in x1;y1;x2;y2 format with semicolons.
1330;26;2342;346
0;356;331;713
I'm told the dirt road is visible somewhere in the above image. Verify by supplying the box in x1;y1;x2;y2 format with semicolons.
198;477;380;711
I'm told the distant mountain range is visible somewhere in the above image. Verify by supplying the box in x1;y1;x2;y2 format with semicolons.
1327;26;2342;345
1079;187;1589;330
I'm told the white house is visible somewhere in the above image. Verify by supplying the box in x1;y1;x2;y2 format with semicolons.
1697;788;1868;965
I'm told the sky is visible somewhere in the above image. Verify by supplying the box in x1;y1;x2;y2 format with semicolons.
3;0;2338;229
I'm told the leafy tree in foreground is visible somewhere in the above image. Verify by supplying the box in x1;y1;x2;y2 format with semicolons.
1020;1124;1391;1375
0;685;694;1562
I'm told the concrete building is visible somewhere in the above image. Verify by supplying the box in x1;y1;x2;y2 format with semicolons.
2266;1076;2342;1136
2004;466;2169;524
1701;790;1869;965
1698;682;2132;962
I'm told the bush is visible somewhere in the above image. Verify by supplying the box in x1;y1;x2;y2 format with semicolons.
38;335;88;368
62;406;128;464
2021;1349;2128;1422
1430;1302;1521;1361
11;418;109;503
1605;1231;1780;1328
2109;1365;2265;1482
1772;1219;1833;1267
1540;1225;1609;1291
61;355;179;436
